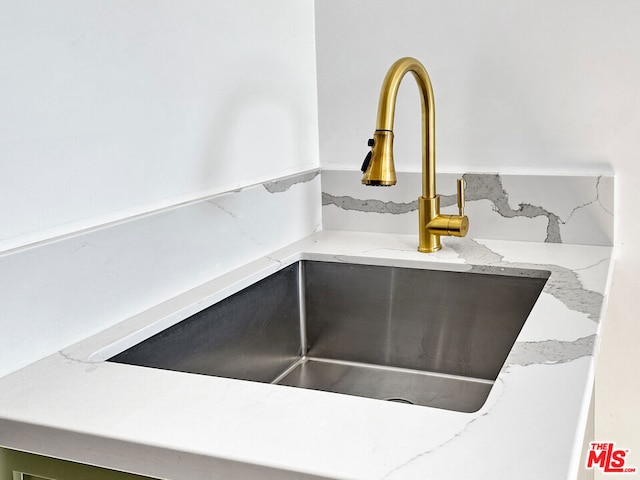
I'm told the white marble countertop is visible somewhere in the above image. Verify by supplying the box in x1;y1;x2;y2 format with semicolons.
0;230;612;480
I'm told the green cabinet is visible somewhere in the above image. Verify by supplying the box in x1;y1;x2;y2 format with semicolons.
0;448;157;480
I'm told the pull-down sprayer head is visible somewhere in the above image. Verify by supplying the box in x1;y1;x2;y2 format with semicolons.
361;130;396;186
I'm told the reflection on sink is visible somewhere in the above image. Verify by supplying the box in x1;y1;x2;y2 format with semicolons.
108;261;549;412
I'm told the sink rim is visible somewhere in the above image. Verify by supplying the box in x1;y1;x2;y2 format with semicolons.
100;255;549;412
89;253;550;366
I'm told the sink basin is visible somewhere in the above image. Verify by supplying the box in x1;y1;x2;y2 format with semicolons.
108;260;548;412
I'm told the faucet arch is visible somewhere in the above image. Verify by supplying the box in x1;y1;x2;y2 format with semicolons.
375;57;436;199
361;57;468;252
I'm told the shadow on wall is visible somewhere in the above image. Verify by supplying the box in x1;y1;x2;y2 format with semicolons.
200;54;317;188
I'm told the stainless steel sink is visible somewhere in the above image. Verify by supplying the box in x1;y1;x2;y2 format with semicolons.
108;260;548;412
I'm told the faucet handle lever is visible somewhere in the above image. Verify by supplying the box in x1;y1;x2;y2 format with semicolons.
457;178;465;216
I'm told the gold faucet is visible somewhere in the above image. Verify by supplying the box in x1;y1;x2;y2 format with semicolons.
361;57;469;252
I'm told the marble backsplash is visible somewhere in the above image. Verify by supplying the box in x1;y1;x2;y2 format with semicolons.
321;169;614;246
0;169;322;377
0;167;612;377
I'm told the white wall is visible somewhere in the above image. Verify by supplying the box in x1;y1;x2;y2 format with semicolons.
315;0;640;467
315;0;636;176
0;0;319;252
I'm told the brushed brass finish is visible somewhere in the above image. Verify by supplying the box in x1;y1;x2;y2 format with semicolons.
361;130;396;186
427;215;470;238
457;178;465;216
361;57;469;252
418;196;441;253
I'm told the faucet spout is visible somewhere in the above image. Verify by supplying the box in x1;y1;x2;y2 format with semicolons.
361;57;469;252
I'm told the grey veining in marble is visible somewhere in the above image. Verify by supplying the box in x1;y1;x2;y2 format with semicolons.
321;170;613;246
322;193;418;215
449;238;605;323
378;405;494;480
506;335;596;366
445;174;562;243
445;237;605;372
264;170;320;193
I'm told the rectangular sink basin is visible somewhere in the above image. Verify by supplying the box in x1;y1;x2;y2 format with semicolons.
109;260;548;412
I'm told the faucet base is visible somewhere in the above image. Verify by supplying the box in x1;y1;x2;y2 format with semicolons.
418;245;442;253
418;196;442;253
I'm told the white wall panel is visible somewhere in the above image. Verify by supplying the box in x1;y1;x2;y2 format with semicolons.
0;0;319;250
